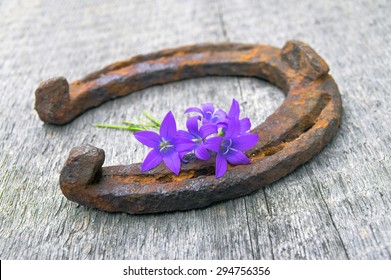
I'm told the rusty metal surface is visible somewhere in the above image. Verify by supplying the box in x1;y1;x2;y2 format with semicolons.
42;40;342;214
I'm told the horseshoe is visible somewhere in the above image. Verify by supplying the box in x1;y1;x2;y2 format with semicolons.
35;40;342;214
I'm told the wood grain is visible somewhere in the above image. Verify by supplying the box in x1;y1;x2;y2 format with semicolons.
0;0;390;259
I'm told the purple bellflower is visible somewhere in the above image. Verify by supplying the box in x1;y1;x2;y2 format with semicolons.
185;103;227;126
203;99;259;178
205;117;259;178
134;111;193;175
177;116;218;160
223;98;251;134
134;99;258;178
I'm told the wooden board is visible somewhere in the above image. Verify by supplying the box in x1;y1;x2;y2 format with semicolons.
0;0;390;259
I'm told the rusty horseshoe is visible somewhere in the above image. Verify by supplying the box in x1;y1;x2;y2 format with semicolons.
35;40;342;214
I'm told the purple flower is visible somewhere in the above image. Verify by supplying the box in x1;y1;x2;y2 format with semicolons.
224;98;251;134
134;99;258;178
177;116;218;160
185;103;227;126
205;118;258;178
134;111;193;175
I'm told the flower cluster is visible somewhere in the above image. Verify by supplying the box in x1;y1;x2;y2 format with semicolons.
134;99;258;178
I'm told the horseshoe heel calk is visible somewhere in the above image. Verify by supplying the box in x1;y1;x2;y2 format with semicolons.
49;40;342;214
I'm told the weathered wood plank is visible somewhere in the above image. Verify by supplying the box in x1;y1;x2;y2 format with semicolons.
0;0;390;259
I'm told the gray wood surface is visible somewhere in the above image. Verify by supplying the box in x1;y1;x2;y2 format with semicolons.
0;0;390;260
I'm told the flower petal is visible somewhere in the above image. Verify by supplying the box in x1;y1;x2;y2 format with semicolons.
174;137;196;153
160;111;177;140
240;117;251;133
194;145;211;160
204;136;223;152
186;116;200;136
184;107;203;115
215;152;228;178
163;151;181;175
224;118;241;139
228;98;240;119
176;129;193;139
199;124;217;138
226;150;251;165
216;120;228;131
201;103;215;116
134;131;161;148
141;149;163;171
231;133;259;151
211;109;227;124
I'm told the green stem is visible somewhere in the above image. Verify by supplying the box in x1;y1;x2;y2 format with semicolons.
94;112;162;132
121;121;148;130
94;124;145;132
143;111;162;127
